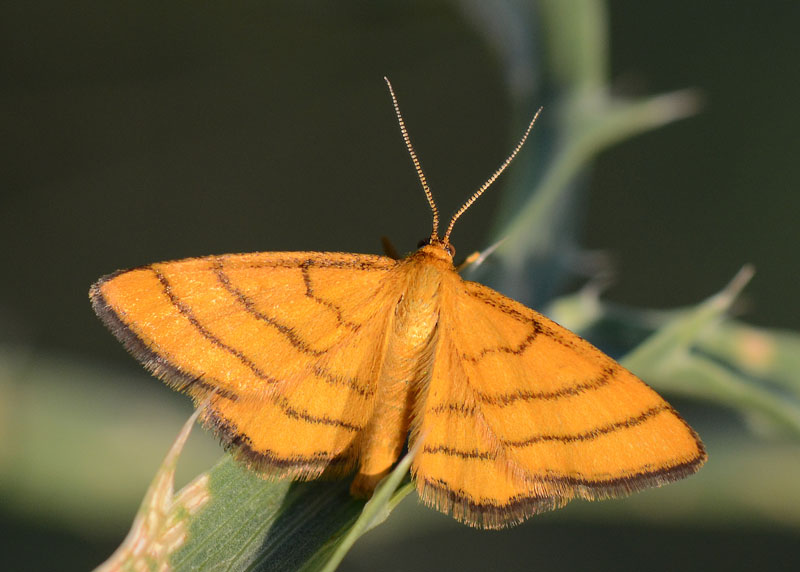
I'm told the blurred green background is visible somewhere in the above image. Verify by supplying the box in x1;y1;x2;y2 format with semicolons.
2;2;799;571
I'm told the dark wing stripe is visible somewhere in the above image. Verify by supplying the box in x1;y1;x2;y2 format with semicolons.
428;403;478;416
154;269;364;429
272;395;362;431
313;365;375;398
502;405;671;448
192;370;364;430
470;365;617;406
212;259;376;397
90;280;239;402
115;270;363;430
161;265;377;410
464;284;599;357
462;323;543;363
212;259;326;357
301;260;361;331
420;446;496;460
186;377;239;401
532;455;706;488
423;405;671;458
465;285;528;322
152;266;281;384
206;410;354;467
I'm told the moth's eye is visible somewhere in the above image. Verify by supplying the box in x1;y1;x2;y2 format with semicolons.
417;237;432;248
444;243;456;257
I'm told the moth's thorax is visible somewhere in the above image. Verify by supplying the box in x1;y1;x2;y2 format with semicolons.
395;242;455;340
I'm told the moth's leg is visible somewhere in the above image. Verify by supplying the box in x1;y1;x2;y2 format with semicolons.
456;251;480;272
380;236;401;260
457;237;507;273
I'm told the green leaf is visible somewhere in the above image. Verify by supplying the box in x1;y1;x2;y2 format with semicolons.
172;459;363;571
92;409;415;572
168;446;413;571
96;403;212;571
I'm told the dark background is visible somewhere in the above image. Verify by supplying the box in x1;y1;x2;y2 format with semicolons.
2;2;799;571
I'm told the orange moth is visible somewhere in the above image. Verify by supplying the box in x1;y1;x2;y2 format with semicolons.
90;79;705;529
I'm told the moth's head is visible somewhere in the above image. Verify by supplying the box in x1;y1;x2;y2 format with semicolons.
384;77;539;267
416;236;455;262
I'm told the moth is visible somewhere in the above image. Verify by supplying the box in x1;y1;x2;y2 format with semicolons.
90;79;705;529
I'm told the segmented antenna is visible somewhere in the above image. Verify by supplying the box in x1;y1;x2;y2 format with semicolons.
385;77;540;246
442;107;542;244
384;77;440;240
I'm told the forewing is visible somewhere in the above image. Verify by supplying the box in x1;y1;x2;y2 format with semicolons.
91;251;399;478
412;277;706;529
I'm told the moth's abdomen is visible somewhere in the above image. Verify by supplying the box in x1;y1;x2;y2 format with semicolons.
350;258;443;494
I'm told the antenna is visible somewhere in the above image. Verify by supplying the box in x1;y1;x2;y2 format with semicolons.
442;107;542;244
384;77;440;240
